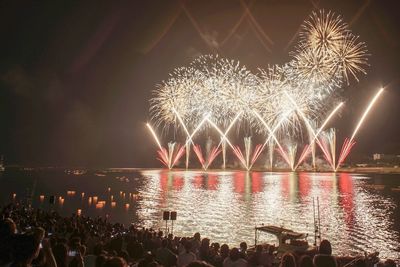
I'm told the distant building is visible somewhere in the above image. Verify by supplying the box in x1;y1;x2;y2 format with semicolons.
373;153;400;163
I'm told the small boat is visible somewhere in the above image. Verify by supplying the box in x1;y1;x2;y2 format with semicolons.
254;225;316;254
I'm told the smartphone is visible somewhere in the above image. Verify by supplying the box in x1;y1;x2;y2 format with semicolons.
68;250;77;257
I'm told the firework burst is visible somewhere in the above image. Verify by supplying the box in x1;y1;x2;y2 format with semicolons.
147;9;373;170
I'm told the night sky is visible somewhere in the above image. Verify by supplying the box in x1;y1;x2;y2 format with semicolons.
0;0;399;168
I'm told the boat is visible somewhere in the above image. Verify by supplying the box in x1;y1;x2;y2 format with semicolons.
254;225;316;254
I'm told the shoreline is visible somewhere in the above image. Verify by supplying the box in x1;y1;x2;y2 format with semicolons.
4;166;400;174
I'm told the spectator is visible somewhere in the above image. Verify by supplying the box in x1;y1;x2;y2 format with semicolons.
279;252;296;267
318;240;332;255
0;218;17;266
177;241;197;267
298;255;313;267
223;248;247;267
156;239;177;267
11;234;41;267
239;242;248;260
313;255;337;267
199;238;211;263
248;245;263;266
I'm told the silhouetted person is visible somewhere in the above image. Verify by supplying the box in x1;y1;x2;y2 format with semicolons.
156;239;177;267
177;241;196;267
223;248;247;267
0;218;17;266
199;238;211;263
279;252;296;267
314;239;336;267
298;255;313;267
248;245;263;266
318;240;332;255
11;234;40;267
239;242;248;260
313;255;337;267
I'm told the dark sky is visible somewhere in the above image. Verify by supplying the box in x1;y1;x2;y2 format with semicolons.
0;0;399;167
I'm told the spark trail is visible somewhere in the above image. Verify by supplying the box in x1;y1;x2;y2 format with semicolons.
336;88;384;171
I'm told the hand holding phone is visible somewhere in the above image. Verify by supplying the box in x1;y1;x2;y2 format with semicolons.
68;250;77;257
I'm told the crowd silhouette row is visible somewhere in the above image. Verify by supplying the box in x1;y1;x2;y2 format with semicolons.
0;203;397;267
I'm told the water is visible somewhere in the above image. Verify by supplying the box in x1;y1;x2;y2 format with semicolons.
1;169;399;259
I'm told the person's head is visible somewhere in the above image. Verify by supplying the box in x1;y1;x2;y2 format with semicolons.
201;238;210;248
211;242;220;252
256;245;263;253
220;244;230;257
229;248;240;261
12;234;41;265
103;257;128;267
298;255;313;267
33;227;45;243
239;242;247;252
313;255;337;267
194;232;201;241
279;252;296;267
318;240;332;255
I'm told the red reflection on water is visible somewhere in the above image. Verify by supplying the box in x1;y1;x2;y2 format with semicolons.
173;176;184;190
159;171;185;191
160;171;169;192
191;174;219;190
233;172;246;193
233;172;264;194
338;173;355;226
193;175;204;189
298;172;311;199
281;173;290;198
207;174;218;190
251;172;263;193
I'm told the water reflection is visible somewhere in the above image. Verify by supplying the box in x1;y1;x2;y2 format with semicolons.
1;169;398;259
139;170;399;259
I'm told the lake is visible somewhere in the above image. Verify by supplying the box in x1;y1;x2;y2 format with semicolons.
1;169;399;259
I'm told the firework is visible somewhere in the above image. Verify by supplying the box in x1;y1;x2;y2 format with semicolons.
336;88;384;170
147;9;375;171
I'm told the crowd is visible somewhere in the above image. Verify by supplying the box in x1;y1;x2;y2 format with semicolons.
0;203;397;267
